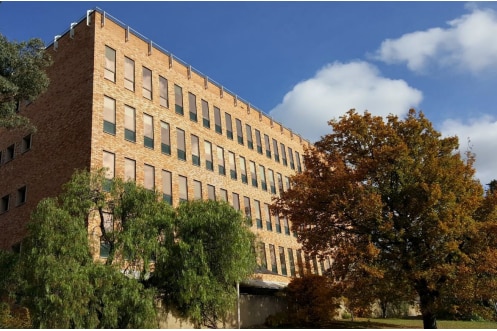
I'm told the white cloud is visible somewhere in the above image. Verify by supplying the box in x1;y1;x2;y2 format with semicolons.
374;7;497;74
441;116;497;187
269;61;423;142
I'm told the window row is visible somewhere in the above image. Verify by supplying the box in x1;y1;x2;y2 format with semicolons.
103;102;293;196
102;151;292;232
258;243;332;278
0;186;28;214
0;134;32;165
104;47;303;172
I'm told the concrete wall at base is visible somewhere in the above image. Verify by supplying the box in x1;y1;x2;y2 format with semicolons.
157;293;288;328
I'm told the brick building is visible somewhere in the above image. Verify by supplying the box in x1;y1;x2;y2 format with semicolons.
0;8;328;290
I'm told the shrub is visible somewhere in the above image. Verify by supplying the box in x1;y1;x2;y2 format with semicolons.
285;275;340;326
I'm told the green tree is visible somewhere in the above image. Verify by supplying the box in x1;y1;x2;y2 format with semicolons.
0;34;51;130
12;170;165;328
152;199;257;328
272;109;486;329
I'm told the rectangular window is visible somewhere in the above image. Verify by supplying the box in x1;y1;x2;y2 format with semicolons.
124;105;136;142
214;107;222;134
324;257;331;272
204;141;213;171
162;170;172;205
259;165;267;191
100;212;113;258
285;176;291;191
232;192;240;211
220;188;228;202
103;96;116;135
142;67;152;99
193;180;202;200
202;99;210;128
277;173;283;194
159;76;169;108
225;113;233;140
264;134;271;158
296;249;304;277
174;84;183;115
124;158;136;182
295;151;302;172
143;113;154;148
313;256;319;275
1;195;10;214
288;248;296;277
124;57;135;91
250;161;257;188
104;46;116;82
228;151;236;180
255;129;262;154
283;217;290;235
191;135;200;166
188;92;197;122
275;214;281;233
264;203;272;231
179;175;188;203
103;150;115;191
144;164;155;190
17;186;27;206
279;247;287;276
103;151;115;179
22;134;32;153
177;128;186;161
160;121;171;155
5;144;14;162
217;146;225;176
236;119;243;145
259;243;267;269
254;200;262;229
243;196;251;218
207;184;216;200
268;169;276;194
280;143;287;166
239;156;247;184
288;147;295;170
269;244;278;273
246;124;253;149
272;139;280;162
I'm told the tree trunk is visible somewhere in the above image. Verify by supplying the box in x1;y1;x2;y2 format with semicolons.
380;300;387;318
416;280;438;329
421;310;437;329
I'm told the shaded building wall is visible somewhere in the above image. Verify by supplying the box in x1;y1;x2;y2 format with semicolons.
0;17;95;249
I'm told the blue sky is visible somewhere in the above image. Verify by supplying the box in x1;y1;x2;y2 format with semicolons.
1;1;496;187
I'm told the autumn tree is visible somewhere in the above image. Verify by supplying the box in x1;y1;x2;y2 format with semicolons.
442;180;497;320
0;34;51;130
151;200;257;328
285;274;340;326
273;109;486;329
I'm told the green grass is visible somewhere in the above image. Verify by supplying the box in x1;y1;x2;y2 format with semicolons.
329;317;497;329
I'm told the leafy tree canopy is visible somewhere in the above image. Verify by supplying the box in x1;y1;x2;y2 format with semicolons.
1;169;258;328
0;34;52;130
16;188;159;328
273;109;495;328
152;199;257;328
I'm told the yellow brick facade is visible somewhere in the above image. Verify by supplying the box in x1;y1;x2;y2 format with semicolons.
0;9;326;284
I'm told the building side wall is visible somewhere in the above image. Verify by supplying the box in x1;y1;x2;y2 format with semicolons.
0;19;95;249
89;11;317;282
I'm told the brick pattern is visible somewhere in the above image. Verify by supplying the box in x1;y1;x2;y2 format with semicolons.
0;10;323;282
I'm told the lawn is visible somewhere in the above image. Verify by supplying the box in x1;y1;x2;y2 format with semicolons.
328;317;497;329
